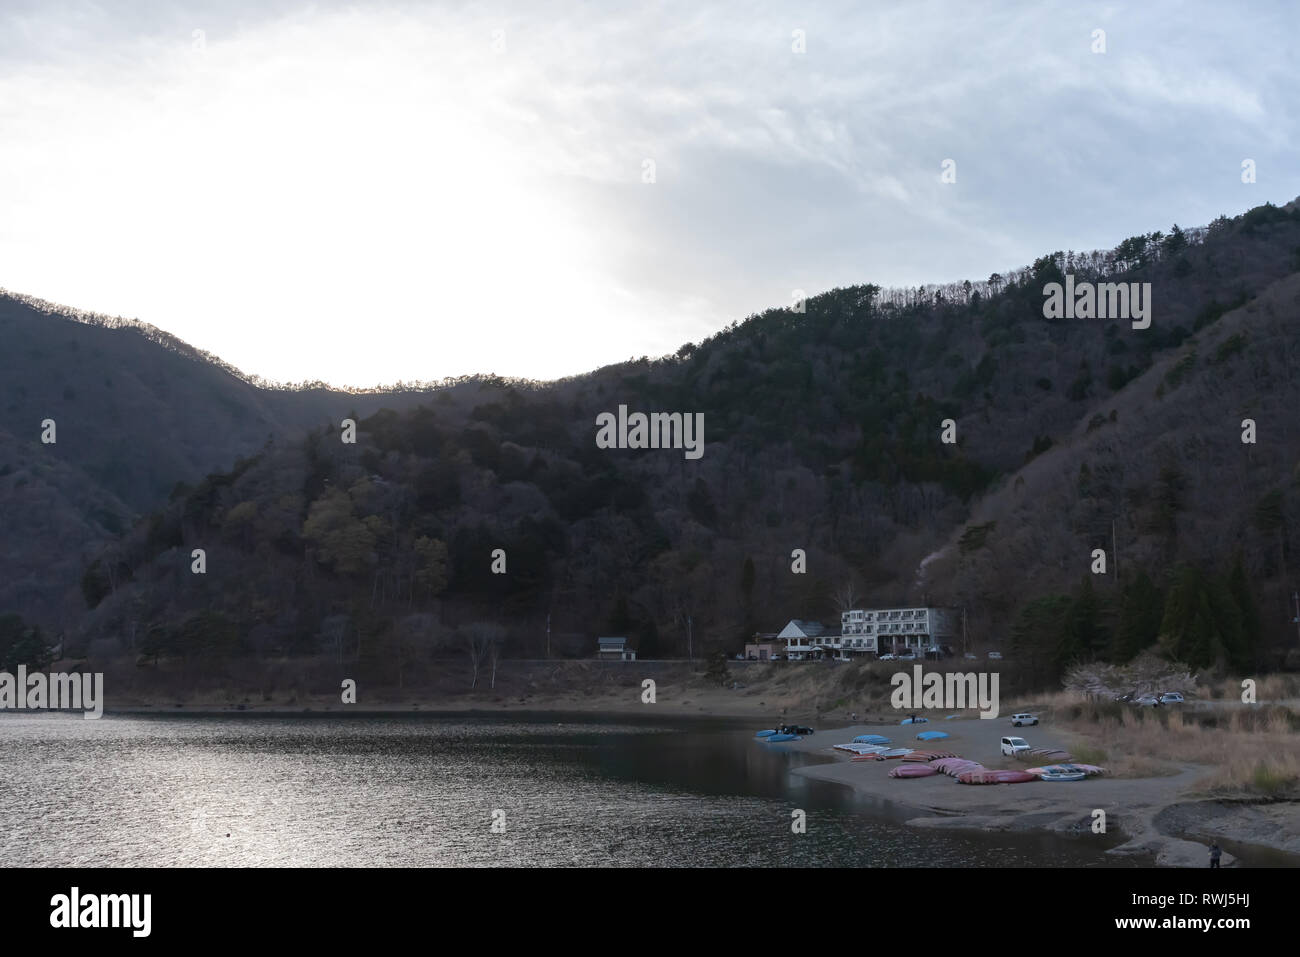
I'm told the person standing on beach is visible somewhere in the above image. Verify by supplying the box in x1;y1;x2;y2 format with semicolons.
1209;844;1221;869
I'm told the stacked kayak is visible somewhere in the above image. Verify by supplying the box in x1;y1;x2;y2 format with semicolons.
856;748;911;760
1066;763;1106;776
957;769;1037;785
1017;747;1072;763
853;734;891;745
1024;763;1102;781
833;743;888;755
1039;769;1086;782
902;749;959;762
851;747;900;761
890;764;939;778
931;758;984;777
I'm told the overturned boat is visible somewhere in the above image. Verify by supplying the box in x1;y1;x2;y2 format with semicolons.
957;769;1037;785
890;764;939;778
1038;769;1086;782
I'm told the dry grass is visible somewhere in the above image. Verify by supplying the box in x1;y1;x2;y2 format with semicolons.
1246;673;1300;700
1200;752;1300;796
1034;689;1300;795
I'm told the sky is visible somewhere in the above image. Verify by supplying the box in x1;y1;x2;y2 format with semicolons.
1;0;1296;388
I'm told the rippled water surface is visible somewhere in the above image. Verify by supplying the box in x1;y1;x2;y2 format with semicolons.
0;712;1133;866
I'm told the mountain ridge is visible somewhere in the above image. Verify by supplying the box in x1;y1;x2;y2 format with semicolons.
3;198;1299;685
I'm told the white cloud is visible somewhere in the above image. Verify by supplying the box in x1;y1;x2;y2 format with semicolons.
0;0;1296;386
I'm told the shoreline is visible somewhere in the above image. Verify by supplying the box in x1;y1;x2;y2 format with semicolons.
92;703;761;721
90;694;771;721
19;692;1299;867
774;718;1300;868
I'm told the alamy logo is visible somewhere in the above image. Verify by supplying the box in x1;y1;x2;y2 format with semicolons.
0;667;104;718
50;888;151;937
595;404;704;460
1042;274;1151;329
890;666;1000;718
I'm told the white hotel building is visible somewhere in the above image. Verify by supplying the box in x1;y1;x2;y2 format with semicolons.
840;607;959;657
775;608;960;659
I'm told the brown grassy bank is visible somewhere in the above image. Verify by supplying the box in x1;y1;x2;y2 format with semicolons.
1008;684;1300;798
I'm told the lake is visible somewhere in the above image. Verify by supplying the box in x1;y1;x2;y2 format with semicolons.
0;711;1137;866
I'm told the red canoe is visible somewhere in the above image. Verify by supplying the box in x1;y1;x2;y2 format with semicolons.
890;764;939;778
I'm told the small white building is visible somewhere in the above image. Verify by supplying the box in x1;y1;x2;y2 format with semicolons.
596;637;636;661
776;620;846;660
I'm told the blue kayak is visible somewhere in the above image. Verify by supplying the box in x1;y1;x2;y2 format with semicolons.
916;730;950;740
900;717;929;725
854;734;890;744
755;730;777;737
766;733;800;742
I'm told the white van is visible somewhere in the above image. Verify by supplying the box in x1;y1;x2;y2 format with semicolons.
1001;736;1030;756
1010;713;1038;727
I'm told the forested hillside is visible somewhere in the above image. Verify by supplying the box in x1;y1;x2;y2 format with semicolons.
30;198;1299;687
0;292;449;629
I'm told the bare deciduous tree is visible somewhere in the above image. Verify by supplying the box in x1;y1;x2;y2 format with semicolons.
831;579;860;614
461;622;505;690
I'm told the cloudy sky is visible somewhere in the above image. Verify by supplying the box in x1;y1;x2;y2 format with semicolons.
1;0;1296;387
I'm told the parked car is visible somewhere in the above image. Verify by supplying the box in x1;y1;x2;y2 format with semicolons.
1135;694;1161;706
878;653;897;661
898;650;917;661
964;653;978;660
1158;692;1185;704
1113;692;1135;703
1001;736;1030;756
987;651;1004;660
1010;713;1039;727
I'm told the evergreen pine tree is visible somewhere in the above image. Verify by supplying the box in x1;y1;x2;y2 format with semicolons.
1111;570;1163;662
1226;552;1260;672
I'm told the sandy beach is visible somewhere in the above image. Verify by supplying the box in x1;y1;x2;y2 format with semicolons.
768;715;1300;867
